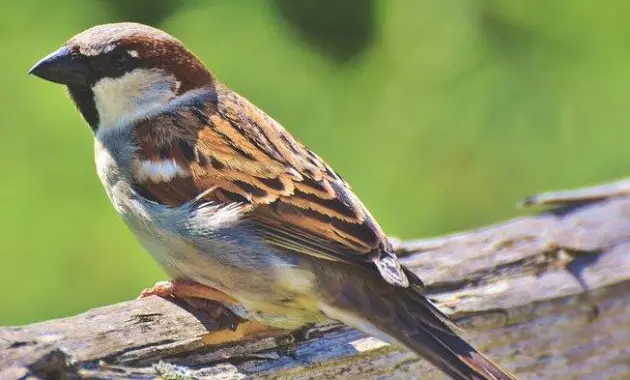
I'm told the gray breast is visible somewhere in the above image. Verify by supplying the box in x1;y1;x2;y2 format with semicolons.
92;124;323;329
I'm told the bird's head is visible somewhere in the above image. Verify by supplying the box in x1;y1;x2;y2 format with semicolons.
29;22;213;132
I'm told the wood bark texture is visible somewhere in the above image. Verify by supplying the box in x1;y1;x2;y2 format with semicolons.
2;180;630;380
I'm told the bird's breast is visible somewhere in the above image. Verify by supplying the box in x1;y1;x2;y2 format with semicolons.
93;133;327;329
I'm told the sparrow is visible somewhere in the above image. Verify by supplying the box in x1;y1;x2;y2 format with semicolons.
30;23;516;380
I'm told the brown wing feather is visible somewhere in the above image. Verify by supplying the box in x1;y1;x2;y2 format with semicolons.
131;85;410;287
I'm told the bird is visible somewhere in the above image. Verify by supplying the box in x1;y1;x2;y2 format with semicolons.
29;22;517;380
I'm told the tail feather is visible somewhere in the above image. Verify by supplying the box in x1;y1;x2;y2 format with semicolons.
401;292;517;380
398;314;517;380
330;276;518;380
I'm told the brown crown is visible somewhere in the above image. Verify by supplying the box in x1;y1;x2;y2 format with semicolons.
67;22;213;93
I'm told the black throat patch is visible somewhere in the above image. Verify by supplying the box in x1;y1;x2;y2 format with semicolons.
67;85;99;131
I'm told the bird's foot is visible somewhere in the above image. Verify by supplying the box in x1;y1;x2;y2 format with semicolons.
138;279;291;344
138;279;239;304
138;279;241;330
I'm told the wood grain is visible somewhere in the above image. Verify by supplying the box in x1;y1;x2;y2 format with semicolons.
2;180;630;379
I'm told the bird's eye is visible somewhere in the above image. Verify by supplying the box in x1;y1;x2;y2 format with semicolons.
110;50;132;68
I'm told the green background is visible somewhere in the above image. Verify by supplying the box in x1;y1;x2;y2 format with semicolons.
2;0;629;325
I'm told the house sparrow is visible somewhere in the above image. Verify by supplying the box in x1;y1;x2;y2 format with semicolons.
30;23;516;380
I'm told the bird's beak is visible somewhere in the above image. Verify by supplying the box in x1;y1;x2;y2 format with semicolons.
29;46;90;86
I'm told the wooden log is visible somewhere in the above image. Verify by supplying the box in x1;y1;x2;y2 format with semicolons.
2;180;630;379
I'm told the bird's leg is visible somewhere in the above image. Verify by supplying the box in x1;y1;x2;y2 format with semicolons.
138;280;287;342
138;279;242;330
139;279;239;305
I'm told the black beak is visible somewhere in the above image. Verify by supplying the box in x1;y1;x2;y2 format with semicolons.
29;46;90;86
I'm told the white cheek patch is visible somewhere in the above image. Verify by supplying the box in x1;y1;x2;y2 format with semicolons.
133;159;189;182
93;69;176;134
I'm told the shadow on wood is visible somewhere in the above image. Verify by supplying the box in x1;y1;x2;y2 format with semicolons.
2;180;630;379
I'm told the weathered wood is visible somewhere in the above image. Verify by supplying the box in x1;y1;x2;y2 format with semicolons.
2;180;630;380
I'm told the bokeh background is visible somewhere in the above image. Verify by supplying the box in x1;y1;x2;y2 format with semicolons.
2;0;630;325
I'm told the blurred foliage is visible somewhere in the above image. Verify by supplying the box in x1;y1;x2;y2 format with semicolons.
94;0;189;25
2;0;630;325
273;0;376;63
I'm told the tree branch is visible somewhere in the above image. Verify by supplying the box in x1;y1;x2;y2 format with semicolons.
3;180;630;379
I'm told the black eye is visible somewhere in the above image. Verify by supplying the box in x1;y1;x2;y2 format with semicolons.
110;50;132;68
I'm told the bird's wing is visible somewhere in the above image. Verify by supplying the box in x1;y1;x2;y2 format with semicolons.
131;85;412;287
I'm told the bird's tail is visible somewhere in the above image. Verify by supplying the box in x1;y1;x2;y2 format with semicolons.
327;275;518;380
